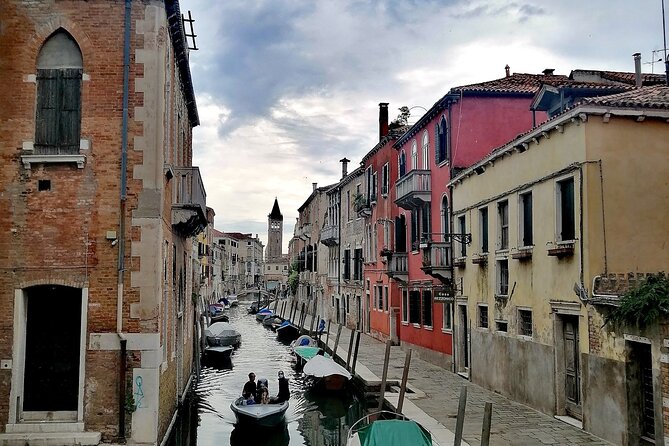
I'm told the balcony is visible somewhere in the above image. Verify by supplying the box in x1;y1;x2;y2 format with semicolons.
321;223;339;246
385;252;408;283
299;270;317;284
296;223;312;240
171;167;207;237
421;240;453;283
395;169;431;210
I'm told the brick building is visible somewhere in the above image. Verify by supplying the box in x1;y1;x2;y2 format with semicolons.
0;1;205;444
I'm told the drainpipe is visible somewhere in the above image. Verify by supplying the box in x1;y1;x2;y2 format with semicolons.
118;0;132;441
447;104;457;374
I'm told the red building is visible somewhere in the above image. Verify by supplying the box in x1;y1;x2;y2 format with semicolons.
391;68;561;368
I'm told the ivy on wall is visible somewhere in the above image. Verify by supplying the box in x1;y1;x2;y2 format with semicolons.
605;273;669;329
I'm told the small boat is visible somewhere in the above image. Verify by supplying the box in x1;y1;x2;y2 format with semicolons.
262;315;284;330
205;322;241;348
275;320;300;341
290;335;318;350
347;411;439;446
204;345;233;359
209;303;227;315
230;397;289;428
303;354;352;391
210;312;229;323
256;309;273;322
227;294;239;307
293;346;329;368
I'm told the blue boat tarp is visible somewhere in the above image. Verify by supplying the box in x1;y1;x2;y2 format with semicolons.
357;420;432;446
278;320;292;328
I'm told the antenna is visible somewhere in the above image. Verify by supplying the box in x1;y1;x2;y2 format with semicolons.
182;10;198;51
663;0;669;84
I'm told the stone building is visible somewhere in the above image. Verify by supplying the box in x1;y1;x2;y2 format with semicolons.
265;199;289;294
0;1;205;444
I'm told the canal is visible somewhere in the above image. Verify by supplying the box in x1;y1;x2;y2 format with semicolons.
166;297;367;446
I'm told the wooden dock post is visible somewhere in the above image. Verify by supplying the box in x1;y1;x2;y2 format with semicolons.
397;349;412;414
377;340;392;411
333;324;343;358
309;299;318;335
481;401;492;446
325;320;331;351
346;329;355;370
351;330;361;375
299;303;306;332
454;386;467;446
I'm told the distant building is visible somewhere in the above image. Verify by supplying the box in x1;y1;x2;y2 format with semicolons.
265;199;289;293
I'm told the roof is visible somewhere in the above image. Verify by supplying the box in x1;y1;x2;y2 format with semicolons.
451;72;569;95
268;198;283;220
571;69;667;86
578;85;669;109
361;126;408;163
297;183;336;212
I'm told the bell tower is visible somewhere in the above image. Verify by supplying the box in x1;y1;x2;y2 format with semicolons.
267;198;283;260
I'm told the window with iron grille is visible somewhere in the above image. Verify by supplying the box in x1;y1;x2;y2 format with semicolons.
498;200;509;250
496;320;508;332
478;305;489;328
518;309;533;337
409;290;421;324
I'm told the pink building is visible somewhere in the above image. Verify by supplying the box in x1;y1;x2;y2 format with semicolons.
391;68;560;368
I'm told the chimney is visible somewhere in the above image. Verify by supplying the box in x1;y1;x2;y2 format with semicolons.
379;102;389;141
312;182;317;192
633;53;642;87
340;157;350;179
542;68;555;76
505;64;510;77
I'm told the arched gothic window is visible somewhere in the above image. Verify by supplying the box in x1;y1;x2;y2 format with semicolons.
411;140;418;170
421;131;429;169
436;116;448;164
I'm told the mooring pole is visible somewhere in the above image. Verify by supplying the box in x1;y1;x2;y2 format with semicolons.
333;324;343;359
346;329;355;370
351;330;361;375
377;340;392;411
454;386;467;446
481;401;493;446
397;349;412;414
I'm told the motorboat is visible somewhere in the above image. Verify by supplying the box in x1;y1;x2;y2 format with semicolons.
275;320;300;341
290;335;318;350
293;346;329;368
228;294;239;307
205;322;241;348
303;354;352;391
204;345;233;359
230;397;289;428
210;312;229;323
347;411;439;446
262;315;284;330
256;308;273;322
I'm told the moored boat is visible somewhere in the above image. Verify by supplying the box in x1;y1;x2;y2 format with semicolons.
204;345;233;359
230;397;289;428
205;322;241;348
303;354;352;391
256;308;273;322
346;411;439;446
293;346;329;368
262;315;284;330
275;320;300;341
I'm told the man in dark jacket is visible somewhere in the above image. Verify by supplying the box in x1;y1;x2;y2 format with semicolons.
276;371;290;403
242;372;256;400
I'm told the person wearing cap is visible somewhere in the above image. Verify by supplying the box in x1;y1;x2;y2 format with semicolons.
276;371;290;403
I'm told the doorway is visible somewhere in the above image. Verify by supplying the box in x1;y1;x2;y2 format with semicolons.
562;316;581;418
457;304;469;376
23;285;82;415
626;341;656;444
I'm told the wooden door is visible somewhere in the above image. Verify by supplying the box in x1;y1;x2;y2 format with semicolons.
564;317;581;417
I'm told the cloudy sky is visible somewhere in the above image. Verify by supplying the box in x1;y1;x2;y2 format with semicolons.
183;0;666;252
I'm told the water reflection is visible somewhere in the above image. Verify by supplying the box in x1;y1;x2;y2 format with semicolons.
166;299;366;446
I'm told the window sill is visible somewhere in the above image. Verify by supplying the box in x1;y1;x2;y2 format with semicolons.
518;334;533;341
401;321;409;326
441;328;453;334
22;153;86;169
412;323;421;328
423;326;433;331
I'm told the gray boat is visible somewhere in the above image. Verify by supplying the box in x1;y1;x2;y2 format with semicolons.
230;397;289;427
205;322;241;348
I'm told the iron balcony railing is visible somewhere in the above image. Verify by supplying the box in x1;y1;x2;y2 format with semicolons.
395;169;431;210
172;166;207;236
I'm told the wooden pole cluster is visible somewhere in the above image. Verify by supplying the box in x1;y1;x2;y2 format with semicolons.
333;324;343;358
377;340;392;411
397;349;412;414
351;330;361;375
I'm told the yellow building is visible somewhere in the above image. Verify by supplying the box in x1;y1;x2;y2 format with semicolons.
450;86;669;445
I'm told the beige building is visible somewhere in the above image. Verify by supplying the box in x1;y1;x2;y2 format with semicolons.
450;86;669;445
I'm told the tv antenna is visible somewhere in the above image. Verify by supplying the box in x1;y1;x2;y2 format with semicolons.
182;10;198;51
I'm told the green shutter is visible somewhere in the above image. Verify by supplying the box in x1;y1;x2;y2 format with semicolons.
35;69;59;153
60;68;82;153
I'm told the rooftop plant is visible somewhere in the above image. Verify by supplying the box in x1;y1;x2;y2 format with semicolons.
605;272;669;329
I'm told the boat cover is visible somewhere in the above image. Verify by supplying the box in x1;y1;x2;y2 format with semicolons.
257;308;272;314
303;355;352;379
293;335;318;347
357;420;432;446
293;346;329;361
204;322;240;339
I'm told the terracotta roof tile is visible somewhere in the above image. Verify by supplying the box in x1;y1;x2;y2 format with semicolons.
451;73;569;95
598;71;667;85
579;85;669;108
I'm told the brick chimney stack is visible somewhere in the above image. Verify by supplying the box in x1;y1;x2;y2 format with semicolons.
379;102;389;141
505;64;510;77
312;182;317;192
340;157;350;179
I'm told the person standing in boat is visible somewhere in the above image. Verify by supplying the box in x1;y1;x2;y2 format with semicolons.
276;371;290;403
256;378;270;404
242;372;257;401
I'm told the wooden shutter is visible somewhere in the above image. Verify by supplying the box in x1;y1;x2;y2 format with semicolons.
35;69;59;153
60;68;82;153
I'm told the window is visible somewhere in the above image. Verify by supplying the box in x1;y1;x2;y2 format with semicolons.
442;302;453;330
383;286;388;311
421;131;429;169
401;290;408;322
409;290;421;324
518;309;533;337
420;204;431;243
381;163;389;196
35;31;83;155
436;116;448;164
422;289;433;327
519;191;533;247
399;150;406;177
346;295;350;314
371;171;378;202
366;167;372;201
458;215;467;257
498;200;509;250
496;320;508;332
410;209;418;251
347;190;351;221
478;305;489;328
343;249;351;280
557;177;575;241
479;207;488;253
497;259;509;296
441;196;450;237
353;248;363;280
411;140;418;170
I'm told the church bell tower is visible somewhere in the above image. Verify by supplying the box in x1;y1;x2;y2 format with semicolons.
267;198;283;260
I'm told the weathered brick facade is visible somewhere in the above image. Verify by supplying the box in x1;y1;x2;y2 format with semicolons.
0;1;203;444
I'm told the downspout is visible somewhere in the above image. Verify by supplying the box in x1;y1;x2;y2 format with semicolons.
118;0;132;441
447;103;457;374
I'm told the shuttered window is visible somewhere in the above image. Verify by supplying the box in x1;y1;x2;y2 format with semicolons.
35;68;82;154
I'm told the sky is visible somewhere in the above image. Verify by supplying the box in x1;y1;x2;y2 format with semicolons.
183;0;667;253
